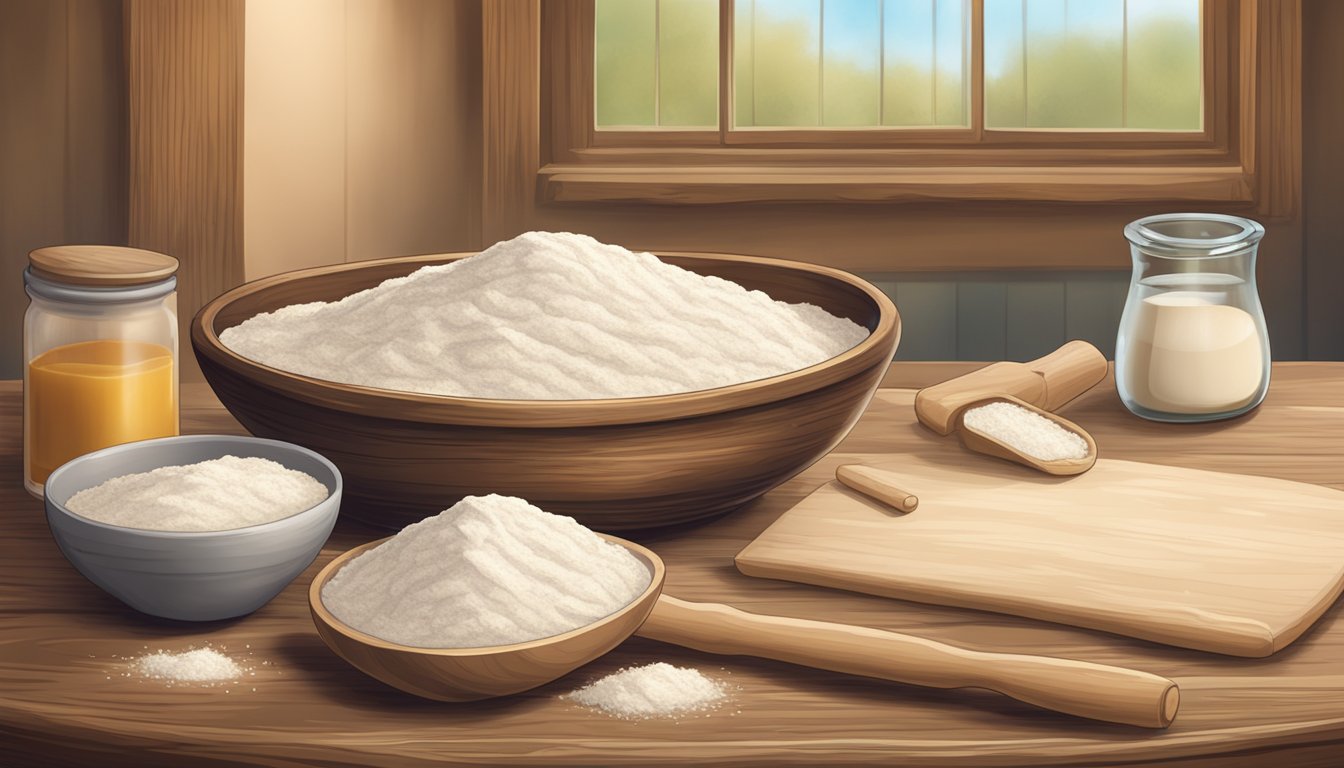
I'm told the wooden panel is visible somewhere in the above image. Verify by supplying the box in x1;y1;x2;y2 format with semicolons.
242;0;347;278
1064;277;1127;359
1005;282;1065;362
64;0;128;247
0;0;68;380
346;0;482;262
481;0;540;245
892;281;957;361
1256;0;1302;221
5;366;1344;765
540;164;1257;205
955;281;1007;361
126;0;244;381
1303;0;1344;361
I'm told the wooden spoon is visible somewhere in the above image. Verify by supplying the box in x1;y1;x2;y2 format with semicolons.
956;394;1098;475
311;535;1178;728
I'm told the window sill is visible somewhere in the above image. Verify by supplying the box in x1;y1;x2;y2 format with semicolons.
538;164;1256;205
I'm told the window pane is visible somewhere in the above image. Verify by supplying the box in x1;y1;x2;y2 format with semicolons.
1126;0;1201;130
738;0;967;128
595;0;718;129
822;1;881;126
595;0;656;127
985;0;1200;130
736;0;822;126
659;0;719;127
933;0;966;126
882;0;935;125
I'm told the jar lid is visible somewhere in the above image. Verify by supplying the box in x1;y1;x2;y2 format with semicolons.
28;245;178;287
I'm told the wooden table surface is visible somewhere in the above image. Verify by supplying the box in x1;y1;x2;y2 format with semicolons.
3;363;1344;767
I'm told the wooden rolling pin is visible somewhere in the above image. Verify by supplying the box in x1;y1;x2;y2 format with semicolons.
638;596;1179;729
915;340;1109;435
837;464;919;512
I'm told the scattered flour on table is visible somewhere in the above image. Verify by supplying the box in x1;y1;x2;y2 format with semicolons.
132;648;242;683
564;663;727;719
961;401;1090;462
65;455;329;532
320;494;652;648
219;231;870;399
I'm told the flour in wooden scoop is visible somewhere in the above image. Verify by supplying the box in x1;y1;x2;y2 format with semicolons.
219;231;869;399
320;494;652;648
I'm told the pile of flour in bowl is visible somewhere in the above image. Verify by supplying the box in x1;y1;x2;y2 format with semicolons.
320;494;652;648
219;231;869;399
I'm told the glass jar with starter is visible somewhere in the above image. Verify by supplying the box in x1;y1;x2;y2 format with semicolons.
23;246;180;497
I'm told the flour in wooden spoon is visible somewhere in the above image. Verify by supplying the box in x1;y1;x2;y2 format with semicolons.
320;494;652;648
219;231;869;399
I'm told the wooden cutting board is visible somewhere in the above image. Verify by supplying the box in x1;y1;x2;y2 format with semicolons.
736;453;1344;657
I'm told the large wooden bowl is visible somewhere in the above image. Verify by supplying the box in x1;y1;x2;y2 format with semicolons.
309;535;666;701
192;251;900;531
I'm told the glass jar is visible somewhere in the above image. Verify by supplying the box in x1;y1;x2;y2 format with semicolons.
1115;213;1270;423
23;246;180;497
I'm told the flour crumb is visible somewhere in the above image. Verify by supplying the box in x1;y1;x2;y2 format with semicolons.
564;663;727;719
132;647;243;684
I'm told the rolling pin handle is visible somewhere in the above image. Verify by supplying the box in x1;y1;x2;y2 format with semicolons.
1027;340;1109;411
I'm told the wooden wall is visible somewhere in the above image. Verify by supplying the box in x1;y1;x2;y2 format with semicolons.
0;0;127;380
244;0;481;279
126;0;245;381
1303;0;1344;361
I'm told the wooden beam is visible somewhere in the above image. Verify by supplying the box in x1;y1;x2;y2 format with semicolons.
126;0;244;380
481;0;540;246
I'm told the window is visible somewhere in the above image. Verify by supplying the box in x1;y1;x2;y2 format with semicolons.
526;1;1290;209
593;0;1201;132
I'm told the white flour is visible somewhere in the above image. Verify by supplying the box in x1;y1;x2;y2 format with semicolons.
961;401;1090;462
133;648;242;683
565;663;727;719
65;455;329;532
220;231;869;399
320;494;652;648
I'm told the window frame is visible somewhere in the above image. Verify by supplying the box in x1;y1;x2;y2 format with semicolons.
495;0;1294;211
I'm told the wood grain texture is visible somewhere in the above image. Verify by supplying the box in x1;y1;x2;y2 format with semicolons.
28;244;177;285
310;535;667;702
2;364;1344;765
737;452;1344;658
914;340;1108;435
191;251;900;531
126;0;244;381
0;0;127;380
481;0;539;245
639;596;1179;729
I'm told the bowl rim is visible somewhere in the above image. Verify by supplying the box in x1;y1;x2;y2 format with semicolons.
192;250;901;427
309;533;667;657
44;434;343;539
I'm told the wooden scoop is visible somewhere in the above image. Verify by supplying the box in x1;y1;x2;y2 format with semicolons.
915;340;1108;436
311;535;1179;728
956;394;1098;475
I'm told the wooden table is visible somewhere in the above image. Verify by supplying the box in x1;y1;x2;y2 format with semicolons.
3;364;1344;767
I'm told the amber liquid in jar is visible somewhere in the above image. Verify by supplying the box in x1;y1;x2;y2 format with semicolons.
25;340;177;486
23;245;180;496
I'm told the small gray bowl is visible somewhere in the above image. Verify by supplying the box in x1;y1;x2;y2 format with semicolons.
44;434;342;622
